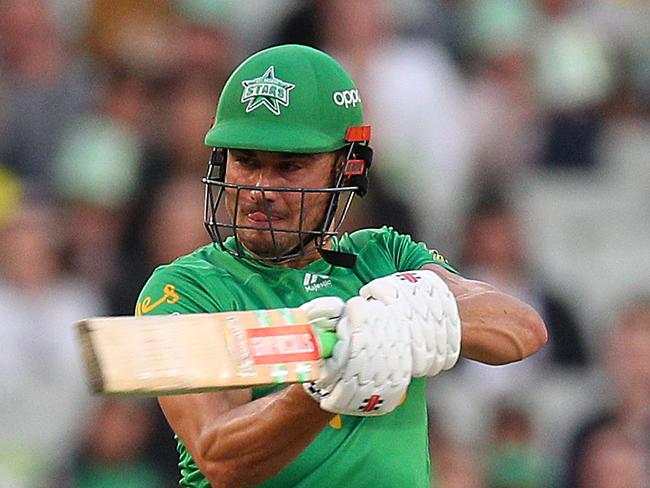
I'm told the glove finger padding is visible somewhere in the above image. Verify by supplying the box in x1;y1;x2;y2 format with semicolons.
317;297;412;416
299;297;348;400
359;270;461;378
299;296;345;332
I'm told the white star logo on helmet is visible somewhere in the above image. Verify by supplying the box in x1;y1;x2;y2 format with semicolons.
240;66;295;116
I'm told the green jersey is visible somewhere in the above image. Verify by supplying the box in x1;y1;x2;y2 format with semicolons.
136;227;455;488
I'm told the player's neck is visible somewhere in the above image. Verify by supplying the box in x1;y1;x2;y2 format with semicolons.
277;240;333;269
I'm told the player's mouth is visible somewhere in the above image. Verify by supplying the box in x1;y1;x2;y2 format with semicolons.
245;210;283;227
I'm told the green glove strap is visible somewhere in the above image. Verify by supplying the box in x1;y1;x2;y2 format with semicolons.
317;331;337;358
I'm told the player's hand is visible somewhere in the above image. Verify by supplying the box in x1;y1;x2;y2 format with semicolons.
299;296;345;334
359;270;461;377
301;296;412;416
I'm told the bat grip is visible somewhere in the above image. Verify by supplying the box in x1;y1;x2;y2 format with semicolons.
316;331;337;358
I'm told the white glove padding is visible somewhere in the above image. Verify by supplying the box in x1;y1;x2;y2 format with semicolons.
299;296;346;333
303;296;412;416
359;270;461;377
298;296;350;394
299;296;349;386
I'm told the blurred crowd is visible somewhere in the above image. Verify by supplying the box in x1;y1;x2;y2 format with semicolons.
0;0;648;487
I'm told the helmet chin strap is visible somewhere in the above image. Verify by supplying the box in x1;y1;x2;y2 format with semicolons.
282;219;358;268
318;247;357;268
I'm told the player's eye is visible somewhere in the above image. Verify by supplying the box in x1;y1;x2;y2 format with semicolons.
232;157;257;169
278;161;302;172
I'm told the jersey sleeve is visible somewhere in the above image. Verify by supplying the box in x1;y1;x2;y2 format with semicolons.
380;227;459;274
135;263;220;317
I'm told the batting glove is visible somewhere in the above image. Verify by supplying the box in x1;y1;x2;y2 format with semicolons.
300;296;412;416
359;270;461;377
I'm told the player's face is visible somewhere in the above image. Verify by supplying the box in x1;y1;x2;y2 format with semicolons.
224;149;339;259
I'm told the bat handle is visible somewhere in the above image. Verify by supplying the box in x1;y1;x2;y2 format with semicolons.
316;331;337;358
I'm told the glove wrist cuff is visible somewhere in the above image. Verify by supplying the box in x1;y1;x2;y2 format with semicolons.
303;381;331;404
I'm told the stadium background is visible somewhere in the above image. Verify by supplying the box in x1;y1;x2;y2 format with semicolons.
0;0;648;486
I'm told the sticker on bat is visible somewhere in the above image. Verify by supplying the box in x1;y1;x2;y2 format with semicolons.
246;325;320;364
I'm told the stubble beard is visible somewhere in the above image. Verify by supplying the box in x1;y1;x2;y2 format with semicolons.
228;194;330;260
235;227;301;258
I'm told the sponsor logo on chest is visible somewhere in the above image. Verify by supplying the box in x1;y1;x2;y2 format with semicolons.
303;273;332;292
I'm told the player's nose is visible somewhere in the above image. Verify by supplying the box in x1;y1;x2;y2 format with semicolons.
250;168;280;202
250;186;277;208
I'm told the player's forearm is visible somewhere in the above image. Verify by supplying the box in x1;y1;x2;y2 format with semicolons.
198;385;333;487
455;288;547;364
424;264;548;365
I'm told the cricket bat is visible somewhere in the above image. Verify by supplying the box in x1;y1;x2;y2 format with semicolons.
77;308;337;396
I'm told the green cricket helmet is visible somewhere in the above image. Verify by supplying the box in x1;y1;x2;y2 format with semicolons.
203;44;373;267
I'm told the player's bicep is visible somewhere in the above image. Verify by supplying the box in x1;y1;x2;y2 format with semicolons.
158;389;253;468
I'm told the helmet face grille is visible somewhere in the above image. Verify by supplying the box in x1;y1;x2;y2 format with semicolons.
202;149;359;264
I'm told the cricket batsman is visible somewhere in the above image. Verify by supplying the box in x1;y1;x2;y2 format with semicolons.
136;44;548;487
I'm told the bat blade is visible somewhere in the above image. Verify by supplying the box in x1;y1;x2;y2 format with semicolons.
77;308;333;396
